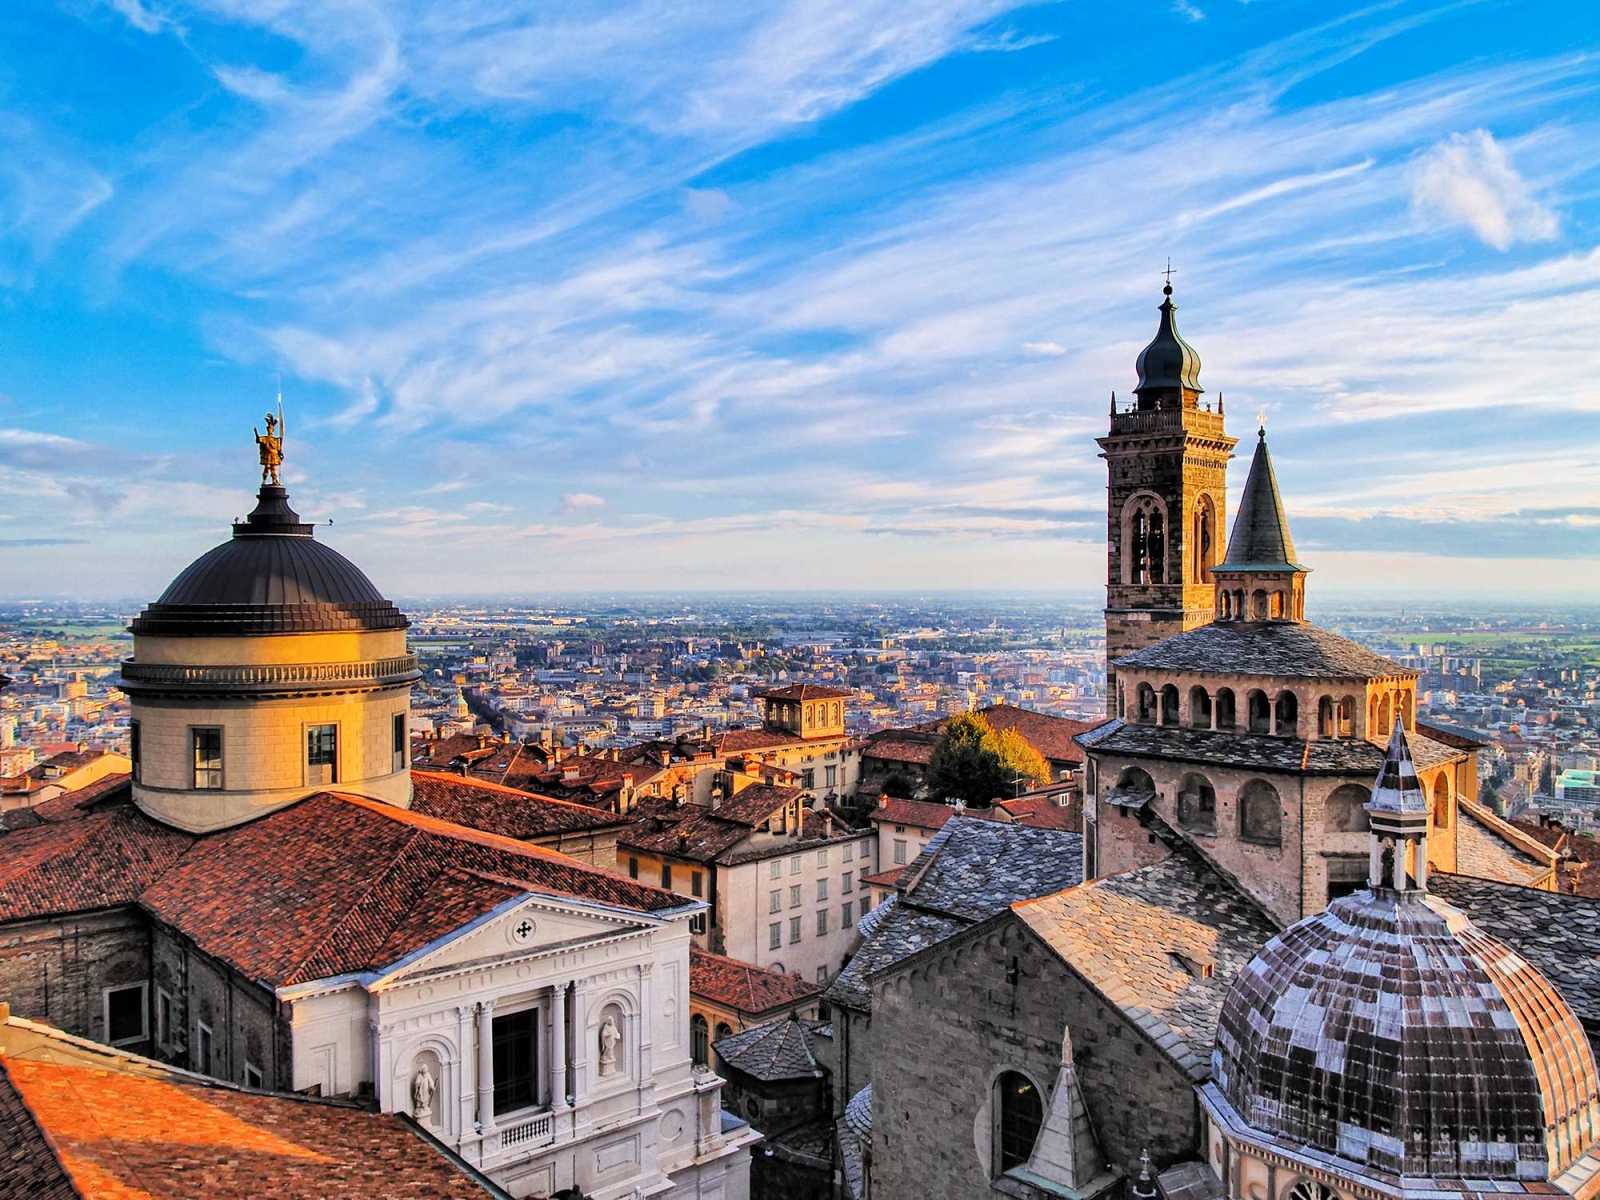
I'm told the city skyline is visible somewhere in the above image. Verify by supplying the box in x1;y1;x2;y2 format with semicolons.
3;1;1599;598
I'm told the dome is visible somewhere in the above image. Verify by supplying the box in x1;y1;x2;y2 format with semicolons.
131;485;408;637
1214;888;1600;1181
1133;283;1203;396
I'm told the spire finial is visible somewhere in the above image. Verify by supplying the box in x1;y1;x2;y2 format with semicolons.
1257;409;1266;439
1162;258;1176;296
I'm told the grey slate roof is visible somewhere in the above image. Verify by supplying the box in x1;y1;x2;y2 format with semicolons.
1080;719;1465;776
1455;808;1549;886
1112;620;1409;679
823;817;1083;1010
1014;847;1279;1081
1216;431;1304;573
1429;873;1600;1029
712;1018;829;1082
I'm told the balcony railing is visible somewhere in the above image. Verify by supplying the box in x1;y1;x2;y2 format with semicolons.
485;1110;556;1159
1108;407;1228;437
118;654;421;694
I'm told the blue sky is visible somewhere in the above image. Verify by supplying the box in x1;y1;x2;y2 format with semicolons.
2;0;1598;600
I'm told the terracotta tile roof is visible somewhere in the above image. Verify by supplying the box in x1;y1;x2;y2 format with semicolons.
869;797;959;831
713;785;802;827
409;732;501;769
860;733;938;766
409;770;628;839
1014;849;1278;1081
0;1061;76;1200
619;809;753;864
756;685;853;701
715;728;802;754
995;794;1080;831
27;748;110;779
860;865;906;888
1415;719;1491;749
32;773;133;821
0;807;197;922
139;792;685;988
1511;819;1600;898
690;948;820;1016
0;1018;501;1198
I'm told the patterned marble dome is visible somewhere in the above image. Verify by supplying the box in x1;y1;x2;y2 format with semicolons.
1213;888;1600;1181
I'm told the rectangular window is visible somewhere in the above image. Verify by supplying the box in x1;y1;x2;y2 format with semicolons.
104;984;147;1046
817;966;828;983
790;856;801;876
244;1062;263;1090
789;916;801;944
691;871;703;898
842;842;853;863
628;857;639;879
769;891;782;914
817;878;829;902
817;848;828;868
801;768;815;789
306;724;338;785
689;912;707;935
769;860;782;880
769;922;782;950
156;989;172;1048
816;910;829;936
196;1021;214;1072
893;839;908;865
392;712;406;773
826;765;837;787
661;863;673;889
861;894;873;915
843;901;854;927
130;721;142;784
789;885;801;908
842;871;853;894
192;727;223;790
492;1009;539;1115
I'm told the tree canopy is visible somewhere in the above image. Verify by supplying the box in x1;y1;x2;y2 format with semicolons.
923;712;1050;807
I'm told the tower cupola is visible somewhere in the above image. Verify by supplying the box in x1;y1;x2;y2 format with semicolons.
1212;426;1308;623
1132;282;1204;409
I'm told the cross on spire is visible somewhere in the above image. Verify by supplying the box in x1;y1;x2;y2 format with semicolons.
1162;258;1177;286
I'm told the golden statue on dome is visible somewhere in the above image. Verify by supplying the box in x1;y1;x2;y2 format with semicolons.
254;399;284;487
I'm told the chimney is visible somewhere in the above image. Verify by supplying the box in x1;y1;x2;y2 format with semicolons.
678;832;690;853
563;765;580;783
878;793;889;808
577;744;589;758
823;812;834;837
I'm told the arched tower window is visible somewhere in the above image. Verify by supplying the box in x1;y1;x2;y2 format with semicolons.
1160;685;1180;726
1247;689;1271;735
1193;495;1216;584
1121;494;1169;587
1215;689;1237;731
1275;691;1298;737
1324;784;1371;833
1136;683;1157;724
1317;696;1335;738
1432;774;1451;829
1178;772;1217;834
994;1071;1043;1176
1338;696;1356;737
1189;687;1212;730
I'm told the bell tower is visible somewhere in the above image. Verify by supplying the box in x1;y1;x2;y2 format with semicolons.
1098;282;1236;711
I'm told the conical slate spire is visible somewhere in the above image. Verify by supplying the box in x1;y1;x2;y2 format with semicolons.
1017;1026;1107;1195
1366;720;1429;817
1133;283;1203;395
1219;430;1304;572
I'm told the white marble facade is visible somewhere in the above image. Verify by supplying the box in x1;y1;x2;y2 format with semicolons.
281;892;757;1199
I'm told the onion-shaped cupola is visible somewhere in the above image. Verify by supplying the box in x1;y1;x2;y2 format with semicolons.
1207;725;1600;1189
1212;427;1308;623
1133;282;1204;408
120;411;419;834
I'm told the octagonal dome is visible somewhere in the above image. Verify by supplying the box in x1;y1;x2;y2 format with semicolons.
131;485;407;637
1214;889;1600;1181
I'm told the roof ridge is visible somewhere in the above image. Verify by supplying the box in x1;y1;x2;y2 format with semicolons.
286;826;437;982
411;768;610;814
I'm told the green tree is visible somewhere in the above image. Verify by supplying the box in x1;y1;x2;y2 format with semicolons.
924;713;1048;807
880;770;918;800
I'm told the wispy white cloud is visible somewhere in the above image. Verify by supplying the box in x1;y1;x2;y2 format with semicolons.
561;492;608;512
1410;129;1559;250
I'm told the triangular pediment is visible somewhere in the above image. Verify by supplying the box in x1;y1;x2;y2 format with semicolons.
375;894;656;986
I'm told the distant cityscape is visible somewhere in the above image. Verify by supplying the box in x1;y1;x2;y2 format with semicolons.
8;593;1600;830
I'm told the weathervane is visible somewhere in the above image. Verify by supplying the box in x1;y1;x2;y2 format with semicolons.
254;392;285;487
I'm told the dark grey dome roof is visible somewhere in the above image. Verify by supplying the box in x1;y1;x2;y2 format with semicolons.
131;486;407;636
1134;283;1203;396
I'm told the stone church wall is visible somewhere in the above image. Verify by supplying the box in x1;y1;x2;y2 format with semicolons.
869;915;1198;1200
151;923;284;1089
0;907;151;1051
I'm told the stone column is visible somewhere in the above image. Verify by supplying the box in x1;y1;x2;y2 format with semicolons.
476;999;495;1133
1368;837;1383;889
638;962;655;1083
1413;838;1428;891
551;983;568;1110
456;1004;475;1141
